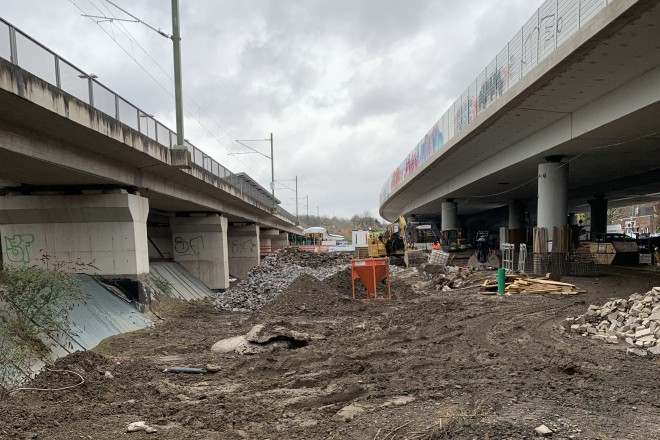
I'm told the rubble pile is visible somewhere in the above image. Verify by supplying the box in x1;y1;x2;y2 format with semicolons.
416;263;476;291
214;248;352;312
562;286;660;355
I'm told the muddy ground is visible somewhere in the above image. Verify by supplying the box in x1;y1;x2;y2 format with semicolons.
1;263;659;439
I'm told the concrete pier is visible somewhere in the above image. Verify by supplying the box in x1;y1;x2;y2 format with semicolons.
170;214;229;290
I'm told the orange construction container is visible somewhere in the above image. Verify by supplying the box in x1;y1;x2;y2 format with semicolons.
351;257;391;301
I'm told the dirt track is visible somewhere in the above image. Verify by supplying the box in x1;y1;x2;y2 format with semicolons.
1;263;659;439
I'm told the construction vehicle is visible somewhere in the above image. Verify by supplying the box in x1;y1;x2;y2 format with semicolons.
467;230;501;269
440;228;466;251
367;216;426;266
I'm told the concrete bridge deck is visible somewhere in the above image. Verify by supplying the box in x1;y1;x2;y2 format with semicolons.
379;0;660;235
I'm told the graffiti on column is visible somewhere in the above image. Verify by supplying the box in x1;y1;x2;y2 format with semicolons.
231;239;257;256
174;236;204;256
4;233;35;264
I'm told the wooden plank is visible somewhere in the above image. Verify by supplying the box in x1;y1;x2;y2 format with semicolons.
527;278;577;287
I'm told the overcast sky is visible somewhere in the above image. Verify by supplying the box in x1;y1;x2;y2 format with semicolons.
2;0;542;220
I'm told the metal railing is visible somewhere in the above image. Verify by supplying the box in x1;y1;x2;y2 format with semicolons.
380;0;611;204
0;17;296;224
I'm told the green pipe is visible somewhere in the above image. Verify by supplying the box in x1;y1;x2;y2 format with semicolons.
497;268;506;295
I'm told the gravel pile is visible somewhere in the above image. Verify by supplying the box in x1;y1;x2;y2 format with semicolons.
214;248;352;312
562;286;660;355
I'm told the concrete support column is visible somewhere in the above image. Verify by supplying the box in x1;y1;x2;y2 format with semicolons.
441;200;458;230
588;196;608;240
170;214;229;290
273;232;289;247
259;228;278;251
259;236;272;252
537;161;569;241
228;224;260;279
507;200;525;248
0;192;149;278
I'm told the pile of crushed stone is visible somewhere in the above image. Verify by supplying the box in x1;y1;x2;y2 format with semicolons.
214;248;352;312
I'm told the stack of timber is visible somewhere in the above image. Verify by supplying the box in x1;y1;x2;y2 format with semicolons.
481;274;585;295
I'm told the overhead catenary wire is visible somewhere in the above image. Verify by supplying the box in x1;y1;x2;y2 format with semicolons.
98;0;267;163
67;0;273;186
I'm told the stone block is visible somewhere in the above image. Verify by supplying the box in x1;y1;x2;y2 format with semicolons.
534;424;553;436
637;335;656;343
627;347;647;356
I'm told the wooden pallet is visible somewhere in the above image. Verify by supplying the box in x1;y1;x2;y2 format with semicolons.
480;274;586;295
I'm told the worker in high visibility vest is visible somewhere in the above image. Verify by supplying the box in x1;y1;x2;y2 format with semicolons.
432;241;440;250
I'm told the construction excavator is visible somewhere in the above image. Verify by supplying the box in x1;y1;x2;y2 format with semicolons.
467;230;501;269
367;217;426;266
368;216;408;257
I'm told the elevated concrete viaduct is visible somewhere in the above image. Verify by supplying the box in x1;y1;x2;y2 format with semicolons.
380;0;660;248
0;21;300;296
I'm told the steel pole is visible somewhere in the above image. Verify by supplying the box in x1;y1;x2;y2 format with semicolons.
270;133;275;208
295;175;299;224
172;0;184;148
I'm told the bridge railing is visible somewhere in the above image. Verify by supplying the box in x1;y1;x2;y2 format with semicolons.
380;0;612;204
0;17;296;224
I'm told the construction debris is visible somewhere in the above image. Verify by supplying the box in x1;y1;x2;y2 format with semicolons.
404;249;426;268
417;264;488;290
562;287;660;354
214;248;351;312
210;323;312;355
126;421;157;434
480;274;585;295
428;249;453;266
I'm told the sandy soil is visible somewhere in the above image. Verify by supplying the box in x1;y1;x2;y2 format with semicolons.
1;264;659;439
